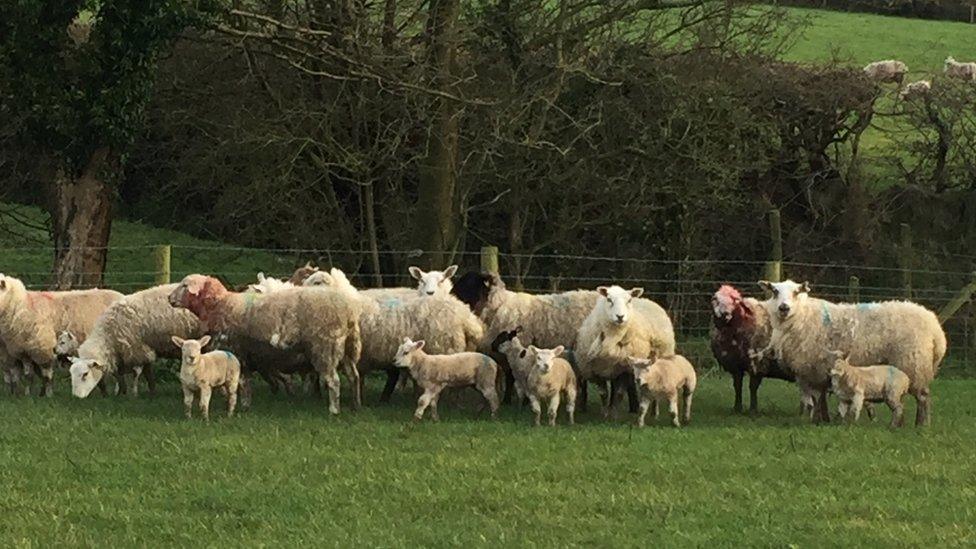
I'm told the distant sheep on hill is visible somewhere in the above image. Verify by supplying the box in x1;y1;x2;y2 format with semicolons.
944;57;976;81
863;60;908;84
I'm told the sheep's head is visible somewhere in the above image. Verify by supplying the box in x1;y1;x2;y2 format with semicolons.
0;273;22;305
169;274;221;313
529;345;564;374
288;262;319;285
758;279;809;321
627;356;655;388
452;271;497;314
54;330;79;357
712;285;743;322
68;357;106;398
394;337;425;368
410;265;457;297
173;335;211;367
945;56;956;70
492;325;523;354
596;286;643;325
827;349;851;377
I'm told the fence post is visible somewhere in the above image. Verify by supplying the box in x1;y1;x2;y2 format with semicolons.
764;209;782;282
900;223;912;299
937;271;976;324
848;275;860;303
153;244;171;285
971;4;974;23
480;245;499;275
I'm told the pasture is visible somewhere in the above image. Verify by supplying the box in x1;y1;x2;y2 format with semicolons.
2;375;975;546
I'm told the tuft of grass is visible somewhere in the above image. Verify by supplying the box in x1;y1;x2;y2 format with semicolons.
1;375;975;546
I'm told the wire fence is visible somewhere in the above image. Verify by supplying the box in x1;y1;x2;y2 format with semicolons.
3;243;975;376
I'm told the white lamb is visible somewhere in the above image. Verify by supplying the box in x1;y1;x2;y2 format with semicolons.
409;265;458;297
523;345;577;426
69;283;201;399
0;274;123;396
944;56;976;81
760;280;946;426
629;354;697;428
900;80;931;100
828;351;910;428
863;60;908;84
173;335;241;421
394;337;499;421
576;285;676;415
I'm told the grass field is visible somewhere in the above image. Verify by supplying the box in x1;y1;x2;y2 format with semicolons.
2;375;975;546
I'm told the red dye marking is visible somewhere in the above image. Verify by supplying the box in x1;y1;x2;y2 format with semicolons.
26;291;55;310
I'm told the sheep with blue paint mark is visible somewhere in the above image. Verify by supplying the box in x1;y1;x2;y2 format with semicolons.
173;335;241;420
827;350;910;427
760;280;946;426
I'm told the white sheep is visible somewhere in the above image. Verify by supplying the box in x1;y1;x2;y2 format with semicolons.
944;56;976;81
169;274;362;415
68;283;201;399
863;60;908;84
576;285;676;415
760;280;946;426
629;354;697;428
0;274;123;396
247;272;294;294
172;335;241;421
409;265;458;297
393;337;499;421
828;351;910;428
523;345;577;426
55;330;120;396
900;80;931;100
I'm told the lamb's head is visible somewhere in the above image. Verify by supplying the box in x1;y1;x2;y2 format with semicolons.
394;337;425;368
410;265;458;297
758;279;810;322
712;285;743;324
945;56;956;70
596;286;644;326
827;349;852;378
54;330;79;357
528;345;564;374
169;274;222;312
492;325;524;355
68;357;106;398
627;355;656;388
452;271;498;314
288;262;319;285
172;335;211;367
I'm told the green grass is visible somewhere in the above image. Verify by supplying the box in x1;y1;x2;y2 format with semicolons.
2;375;975;546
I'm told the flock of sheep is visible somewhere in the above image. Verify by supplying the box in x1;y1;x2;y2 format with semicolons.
0;263;947;427
863;56;976;99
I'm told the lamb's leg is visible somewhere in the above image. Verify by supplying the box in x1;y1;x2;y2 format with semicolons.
547;393;561;426
748;374;762;414
341;361;361;410
36;364;55;397
837;400;849;422
732;371;744;413
625;374;639;414
888;396;904;428
144;364;157;396
414;390;436;421
429;392;440;422
321;367;342;415
864;402;876;421
636;398;650;428
915;387;931;427
565;386;577;426
480;383;500;419
182;386;195;419
815;388;830;423
652;399;659;419
502;366;515;405
198;385;213;422
683;387;694;425
668;394;680;428
529;395;542;427
130;366;142;398
227;382;238;418
851;393;864;423
116;372;127;396
258;369;280;394
380;368;400;403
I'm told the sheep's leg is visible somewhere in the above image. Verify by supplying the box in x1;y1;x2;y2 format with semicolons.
380;368;400;403
851;393;864;423
748;374;762;414
529;395;542;427
888;397;904;428
429;392;440;422
97;375;109;397
652;399;659;419
915;387;931;427
565;386;577;426
480;383;500;419
502;366;516;404
625;374;639;414
547;394;561;426
814;388;830;423
731;371;744;414
577;378;589;413
340;360;361;410
837;400;849;422
607;373;629;418
198;385;213;422
668;394;680;428
238;374;253;411
116;372;127;396
227;382;238;418
144;364;157;396
414;390;436;421
130;366;142;398
321;368;342;415
258;369;280;394
864;402;876;421
682;387;694;425
636;398;650;428
183;386;195;419
39;365;55;398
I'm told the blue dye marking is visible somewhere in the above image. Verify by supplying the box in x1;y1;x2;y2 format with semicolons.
381;297;401;309
821;302;832;326
221;350;236;360
857;303;879;312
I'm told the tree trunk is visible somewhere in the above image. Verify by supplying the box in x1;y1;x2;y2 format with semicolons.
415;0;460;269
51;148;116;289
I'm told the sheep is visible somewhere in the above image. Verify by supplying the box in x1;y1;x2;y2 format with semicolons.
172;335;241;421
55;330;120;396
67;283;201;399
0;274;123;396
863;60;908;84
827;350;910;428
576;285;676;416
710;285;795;414
523;345;577;427
168;274;362;415
944;56;976;81
900;80;931;100
393;337;499;421
288;262;320;285
409;265;457;297
0;345;21;396
629;353;697;428
494;326;533;404
248;272;294;294
759;279;946;426
302;268;484;402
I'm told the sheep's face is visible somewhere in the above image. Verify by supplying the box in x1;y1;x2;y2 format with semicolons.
410;265;457;297
173;335;211;367
69;358;104;398
712;285;742;321
596;286;643;325
394;337;425;367
302;271;334;288
628;357;653;388
758;279;810;321
529;345;564;374
452;271;495;314
55;331;79;356
827;350;850;378
169;275;208;309
492;326;523;354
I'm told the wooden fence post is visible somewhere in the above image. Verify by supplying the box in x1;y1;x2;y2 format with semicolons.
937;271;976;324
480;245;499;275
900;223;912;299
153;244;171;285
848;275;860;303
764;209;782;282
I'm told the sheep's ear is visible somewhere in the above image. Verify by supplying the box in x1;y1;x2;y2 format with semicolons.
171;336;185;348
402;336;412;345
185;276;206;295
443;265;458;279
199;335;212;348
257;272;267;283
413;340;425;351
0;278;6;291
597;286;609;297
553;345;565;357
758;280;773;292
528;345;538;354
408;266;424;281
630;288;644;299
800;281;811;294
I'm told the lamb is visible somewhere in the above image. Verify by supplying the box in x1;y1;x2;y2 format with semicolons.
629;353;697;428
900;80;931;100
863;60;908;84
393;337;499;421
944;56;976;81
523;345;577;426
576;285;676;415
0;274;123;396
302;268;484;401
288;262;320;285
409;265;457;297
168;274;362;415
759;279;946;426
828;350;910;428
173;335;241;421
68;283;201;399
710;285;795;414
